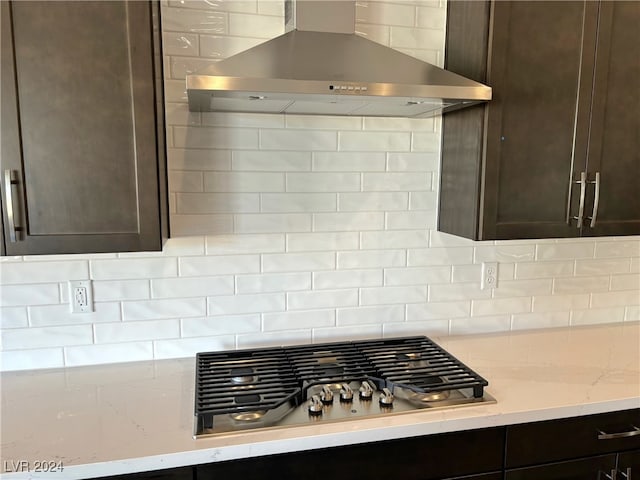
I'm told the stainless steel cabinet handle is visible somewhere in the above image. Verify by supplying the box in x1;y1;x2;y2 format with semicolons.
601;469;618;480
597;425;640;440
619;467;631;479
572;171;587;228
589;171;601;228
3;169;21;242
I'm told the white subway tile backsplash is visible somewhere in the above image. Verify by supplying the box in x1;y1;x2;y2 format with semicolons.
179;254;260;276
94;320;180;343
312;152;386;172
553;276;610;294
0;260;88;285
0;284;59;307
206;234;284;255
174;126;259;149
29;303;121;327
153;335;236;359
450;316;511;335
263;252;335;273
339;192;408;211
287;232;358;252
123;298;206;321
1;348;64;371
361;230;429;249
287;289;358;310
162;32;199;56
337;249;406;269
408;247;473;266
0;307;28;329
170;214;234;236
356;2;416;26
337;305;404;325
232;150;311;171
339;131;411;152
161;7;227;34
167;148;231;171
515;261;575;279
65;342;154;366
384;320;449;337
384;266;450;286
532;294;590;313
2;325;92;350
1;0;636;372
471;297;531;316
204;172;284;192
236;272;311;294
263;309;335;331
313;212;385;232
286;173;360;193
234;213;312;233
262;193;337;213
360;285;427;305
312;325;382;342
575;258;630;276
570;308;625;326
151;276;234;298
91;258;177;280
537;242;595;260
199;35;265;59
208;293;285;315
406;301;470;321
511;312;570;330
261;130;337;151
591;290;640;308
594;240;640;258
313;269;382;290
181;315;261;337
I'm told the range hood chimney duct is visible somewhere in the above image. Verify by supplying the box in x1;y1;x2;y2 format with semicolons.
186;0;491;118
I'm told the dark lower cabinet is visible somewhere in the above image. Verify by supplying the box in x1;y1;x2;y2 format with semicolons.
95;467;193;480
1;0;168;255
196;427;505;480
505;454;617;480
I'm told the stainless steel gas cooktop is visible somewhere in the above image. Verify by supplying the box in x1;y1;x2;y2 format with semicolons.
194;336;495;438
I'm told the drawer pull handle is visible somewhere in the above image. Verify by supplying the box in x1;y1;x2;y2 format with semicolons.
597;425;640;440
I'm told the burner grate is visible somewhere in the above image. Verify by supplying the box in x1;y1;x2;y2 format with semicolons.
195;336;490;436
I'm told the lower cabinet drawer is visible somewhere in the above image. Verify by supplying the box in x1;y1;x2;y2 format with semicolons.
197;427;505;480
505;454;616;480
506;409;640;468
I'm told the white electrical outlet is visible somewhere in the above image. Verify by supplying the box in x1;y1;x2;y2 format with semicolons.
481;262;498;290
69;280;94;313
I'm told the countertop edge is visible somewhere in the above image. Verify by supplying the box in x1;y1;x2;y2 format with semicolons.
2;397;638;480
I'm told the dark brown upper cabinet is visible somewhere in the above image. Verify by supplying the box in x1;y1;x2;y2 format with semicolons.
439;1;640;240
1;1;168;255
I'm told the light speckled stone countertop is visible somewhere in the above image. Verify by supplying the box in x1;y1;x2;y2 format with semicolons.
1;322;639;479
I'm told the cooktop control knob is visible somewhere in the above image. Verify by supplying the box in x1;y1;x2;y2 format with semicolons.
320;385;334;405
339;383;354;402
379;387;394;407
308;395;323;416
359;381;374;400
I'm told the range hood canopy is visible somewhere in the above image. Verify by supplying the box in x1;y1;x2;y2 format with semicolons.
186;1;491;118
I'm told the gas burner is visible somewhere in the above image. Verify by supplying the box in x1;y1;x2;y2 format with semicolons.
194;336;494;437
229;367;256;385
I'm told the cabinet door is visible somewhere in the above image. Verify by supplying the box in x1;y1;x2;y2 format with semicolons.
1;1;165;255
581;1;640;236
483;1;598;239
617;449;640;478
505;454;616;480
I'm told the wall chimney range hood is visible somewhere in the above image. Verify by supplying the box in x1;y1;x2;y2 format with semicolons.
186;1;491;118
